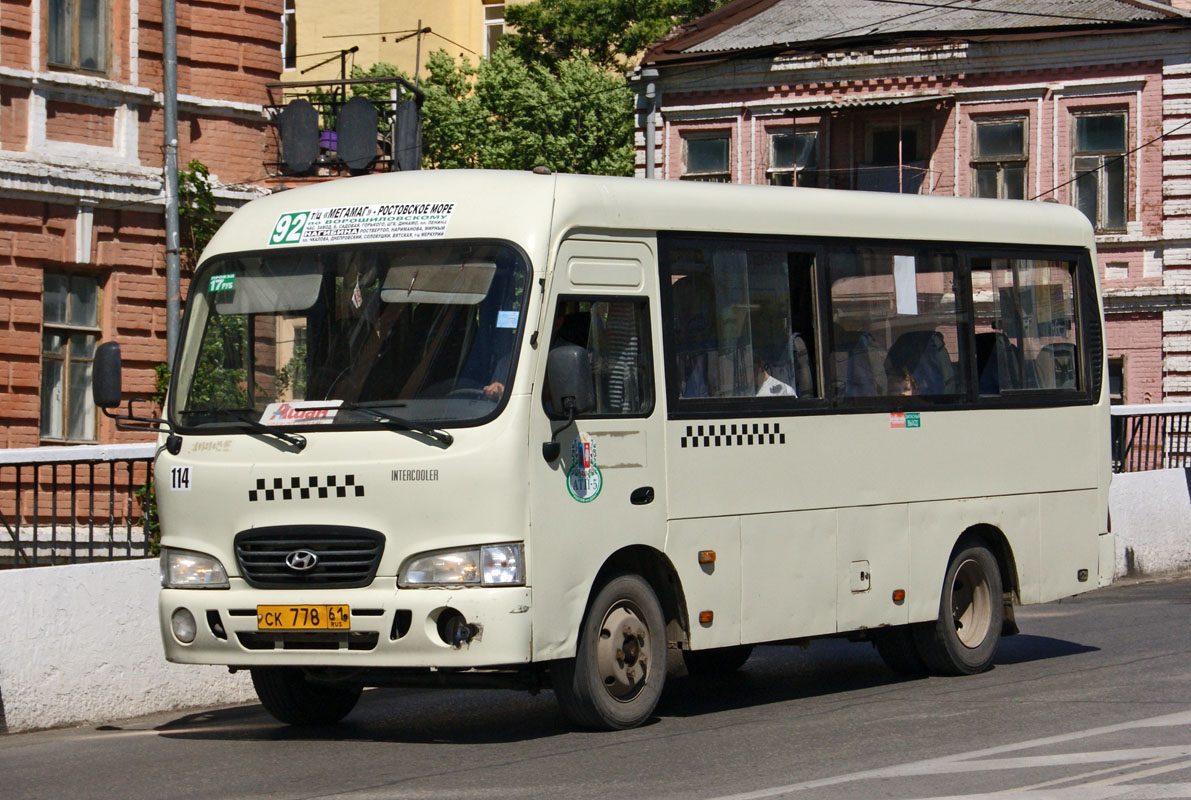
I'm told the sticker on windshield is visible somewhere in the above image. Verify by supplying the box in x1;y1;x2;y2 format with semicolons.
566;432;602;503
208;273;235;292
267;203;456;247
260;400;342;426
496;310;519;329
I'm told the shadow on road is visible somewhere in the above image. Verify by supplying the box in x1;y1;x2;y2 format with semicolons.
151;634;1097;744
992;633;1098;665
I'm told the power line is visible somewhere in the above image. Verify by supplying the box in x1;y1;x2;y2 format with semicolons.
1030;118;1191;201
855;0;1186;29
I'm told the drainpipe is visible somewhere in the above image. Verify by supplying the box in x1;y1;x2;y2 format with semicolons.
163;0;181;369
642;67;659;179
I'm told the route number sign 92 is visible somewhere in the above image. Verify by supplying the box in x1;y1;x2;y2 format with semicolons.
270;212;309;245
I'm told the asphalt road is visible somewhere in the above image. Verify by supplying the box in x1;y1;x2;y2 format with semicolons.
2;576;1189;800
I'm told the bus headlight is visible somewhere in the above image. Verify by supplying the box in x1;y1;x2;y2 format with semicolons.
161;548;230;589
399;543;524;587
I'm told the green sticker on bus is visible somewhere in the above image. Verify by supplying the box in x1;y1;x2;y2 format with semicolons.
209;273;235;292
905;412;921;428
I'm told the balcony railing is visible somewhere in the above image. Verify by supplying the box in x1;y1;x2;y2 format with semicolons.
0;443;156;569
1111;404;1191;473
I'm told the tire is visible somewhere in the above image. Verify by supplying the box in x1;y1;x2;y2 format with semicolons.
873;626;928;675
551;573;667;730
912;543;1004;676
250;667;362;725
682;644;754;678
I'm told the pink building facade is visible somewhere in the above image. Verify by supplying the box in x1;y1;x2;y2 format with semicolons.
636;0;1191;405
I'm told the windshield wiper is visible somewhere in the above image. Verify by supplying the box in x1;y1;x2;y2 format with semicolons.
224;412;308;450
337;402;454;447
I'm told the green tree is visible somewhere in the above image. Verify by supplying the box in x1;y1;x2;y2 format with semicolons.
504;0;728;70
421;47;634;175
178;159;220;269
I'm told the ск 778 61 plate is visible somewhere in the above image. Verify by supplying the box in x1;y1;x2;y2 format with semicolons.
257;605;351;630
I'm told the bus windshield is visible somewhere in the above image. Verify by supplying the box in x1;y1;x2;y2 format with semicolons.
172;241;528;431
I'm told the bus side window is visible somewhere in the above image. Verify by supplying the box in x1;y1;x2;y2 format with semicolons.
827;248;966;400
666;239;819;403
970;256;1079;395
546;299;654;417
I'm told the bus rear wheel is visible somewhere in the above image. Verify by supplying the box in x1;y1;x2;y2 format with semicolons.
250;667;362;725
913;544;1003;676
551;573;667;730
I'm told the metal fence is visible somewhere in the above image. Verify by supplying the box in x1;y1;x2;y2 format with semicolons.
1111;404;1191;473
0;443;156;569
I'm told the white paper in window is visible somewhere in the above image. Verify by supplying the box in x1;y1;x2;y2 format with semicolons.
894;255;918;316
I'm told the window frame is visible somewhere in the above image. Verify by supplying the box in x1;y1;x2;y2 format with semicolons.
282;0;297;72
767;130;819;187
681;133;732;183
542;295;656;421
40;272;102;443
970;116;1029;200
659;231;1100;421
483;2;506;59
1071;110;1129;232
47;0;108;74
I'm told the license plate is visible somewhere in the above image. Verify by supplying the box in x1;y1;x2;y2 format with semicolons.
257;605;351;631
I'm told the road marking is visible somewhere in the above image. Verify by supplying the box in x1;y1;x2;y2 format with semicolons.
708;710;1191;800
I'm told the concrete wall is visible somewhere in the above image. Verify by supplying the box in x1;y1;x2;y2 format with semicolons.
0;559;253;734
1109;468;1191;577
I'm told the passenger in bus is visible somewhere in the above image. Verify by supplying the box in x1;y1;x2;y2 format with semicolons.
885;330;951;396
755;348;796;397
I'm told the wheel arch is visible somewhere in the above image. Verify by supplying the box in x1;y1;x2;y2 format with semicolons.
953;523;1021;603
586;545;691;650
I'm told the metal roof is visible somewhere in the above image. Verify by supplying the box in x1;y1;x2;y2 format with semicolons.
646;0;1190;62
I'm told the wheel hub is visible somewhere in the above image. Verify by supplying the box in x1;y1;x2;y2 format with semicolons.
596;604;651;701
951;558;992;649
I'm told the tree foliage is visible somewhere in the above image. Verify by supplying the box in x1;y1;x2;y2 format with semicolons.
420;47;634;176
504;0;729;70
178;159;220;269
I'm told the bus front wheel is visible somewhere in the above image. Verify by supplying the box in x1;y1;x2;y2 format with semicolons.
913;544;1004;676
250;667;362;725
551;573;667;730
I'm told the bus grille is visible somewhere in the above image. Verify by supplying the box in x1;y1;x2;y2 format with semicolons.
234;526;385;588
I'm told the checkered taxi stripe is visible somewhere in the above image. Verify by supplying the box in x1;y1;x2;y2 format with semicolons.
680;423;785;448
248;475;365;502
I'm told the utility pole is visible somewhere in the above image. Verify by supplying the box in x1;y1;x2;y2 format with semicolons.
163;0;181;368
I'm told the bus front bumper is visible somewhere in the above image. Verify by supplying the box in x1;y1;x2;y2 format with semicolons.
159;581;533;668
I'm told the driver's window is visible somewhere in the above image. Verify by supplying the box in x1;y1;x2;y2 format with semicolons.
546;299;654;417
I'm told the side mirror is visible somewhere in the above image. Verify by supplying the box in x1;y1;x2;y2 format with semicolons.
542;345;594;463
93;342;123;409
545;344;594;417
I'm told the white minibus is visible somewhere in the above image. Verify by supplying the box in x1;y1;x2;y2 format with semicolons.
94;169;1112;730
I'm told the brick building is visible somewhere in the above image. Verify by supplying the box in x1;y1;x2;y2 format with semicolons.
0;0;282;450
634;0;1191;405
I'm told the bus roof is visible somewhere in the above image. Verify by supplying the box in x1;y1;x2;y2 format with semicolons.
201;169;1096;263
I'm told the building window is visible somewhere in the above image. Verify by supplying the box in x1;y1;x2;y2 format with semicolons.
972;118;1027;200
859;123;926;193
41;274;100;442
768;132;818;187
682;135;730;183
282;0;297;71
1108;357;1125;404
1073;112;1127;231
484;3;505;58
48;0;107;72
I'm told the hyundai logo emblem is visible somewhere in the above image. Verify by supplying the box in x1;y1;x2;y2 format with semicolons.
285;549;319;572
